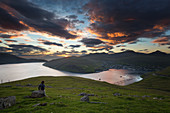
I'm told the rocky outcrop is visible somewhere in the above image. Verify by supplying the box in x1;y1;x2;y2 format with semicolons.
31;90;45;98
80;95;89;102
0;96;16;109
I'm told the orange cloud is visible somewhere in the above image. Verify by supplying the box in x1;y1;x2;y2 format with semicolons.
153;25;164;31
87;28;102;37
152;37;170;45
107;32;128;38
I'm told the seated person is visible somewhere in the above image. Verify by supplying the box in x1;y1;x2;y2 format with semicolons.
38;81;46;96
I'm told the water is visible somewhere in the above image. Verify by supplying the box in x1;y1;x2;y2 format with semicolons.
0;63;142;86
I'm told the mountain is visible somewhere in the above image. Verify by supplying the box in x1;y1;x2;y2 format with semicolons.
148;50;168;56
0;53;47;64
43;51;170;73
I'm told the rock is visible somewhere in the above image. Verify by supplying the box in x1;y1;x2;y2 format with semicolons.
153;97;158;100
33;103;47;107
87;94;95;96
0;96;16;109
142;95;150;98
80;95;89;102
113;93;121;96
39;103;47;106
90;102;107;104
33;103;40;107
31;90;45;98
78;93;96;96
78;93;87;96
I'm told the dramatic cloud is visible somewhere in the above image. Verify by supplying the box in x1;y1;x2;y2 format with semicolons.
0;0;77;39
84;0;170;45
80;38;104;47
7;44;48;55
66;15;78;19
0;34;23;38
5;39;17;43
81;50;87;53
69;45;81;48
43;41;63;47
116;45;126;48
152;37;170;45
38;39;63;47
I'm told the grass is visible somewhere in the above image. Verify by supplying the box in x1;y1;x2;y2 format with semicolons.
0;68;170;113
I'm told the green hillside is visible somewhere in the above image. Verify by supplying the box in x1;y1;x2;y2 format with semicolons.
44;51;170;73
0;67;170;113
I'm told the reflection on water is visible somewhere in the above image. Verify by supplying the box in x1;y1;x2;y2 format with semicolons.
78;69;142;86
0;63;142;86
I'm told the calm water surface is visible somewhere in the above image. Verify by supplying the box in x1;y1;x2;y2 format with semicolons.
0;63;142;86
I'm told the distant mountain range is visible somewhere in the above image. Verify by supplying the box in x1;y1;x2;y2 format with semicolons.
43;50;170;73
0;53;47;65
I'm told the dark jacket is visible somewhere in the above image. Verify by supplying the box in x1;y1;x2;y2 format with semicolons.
38;83;45;90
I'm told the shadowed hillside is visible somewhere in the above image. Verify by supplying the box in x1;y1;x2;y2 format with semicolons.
0;53;47;65
43;50;170;73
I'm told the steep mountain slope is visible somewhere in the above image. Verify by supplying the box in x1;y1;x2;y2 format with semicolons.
43;50;170;73
0;53;46;64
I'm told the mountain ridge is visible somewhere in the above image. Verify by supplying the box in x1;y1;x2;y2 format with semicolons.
0;52;47;65
43;50;170;73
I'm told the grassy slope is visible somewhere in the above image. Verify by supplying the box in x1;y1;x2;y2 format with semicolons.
44;53;170;73
0;68;170;113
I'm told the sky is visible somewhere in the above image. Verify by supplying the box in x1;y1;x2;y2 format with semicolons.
0;0;170;60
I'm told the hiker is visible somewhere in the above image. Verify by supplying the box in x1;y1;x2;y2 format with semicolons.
38;81;46;96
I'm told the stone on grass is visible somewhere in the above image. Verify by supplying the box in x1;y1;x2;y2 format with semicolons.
33;103;47;107
113;93;121;96
78;93;87;96
80;95;89;102
31;90;45;98
0;96;16;109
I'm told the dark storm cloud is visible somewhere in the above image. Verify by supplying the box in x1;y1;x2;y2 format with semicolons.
116;45;126;48
29;0;88;14
42;41;63;47
81;50;87;53
80;38;104;47
69;45;81;48
8;44;47;52
0;0;77;39
66;15;78;19
0;34;19;38
5;39;17;42
84;0;170;45
0;6;28;31
37;39;63;47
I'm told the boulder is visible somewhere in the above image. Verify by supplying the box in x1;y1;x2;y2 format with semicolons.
113;93;121;96
0;96;16;109
31;90;45;98
33;103;47;107
78;93;87;96
80;95;89;102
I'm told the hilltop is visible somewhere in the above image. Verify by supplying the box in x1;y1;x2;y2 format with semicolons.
0;67;170;113
0;53;47;65
43;50;170;73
